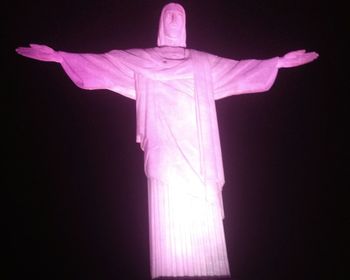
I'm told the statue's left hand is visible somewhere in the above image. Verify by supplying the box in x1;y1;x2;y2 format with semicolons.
278;50;319;68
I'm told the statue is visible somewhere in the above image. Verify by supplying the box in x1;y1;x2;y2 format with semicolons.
16;3;318;279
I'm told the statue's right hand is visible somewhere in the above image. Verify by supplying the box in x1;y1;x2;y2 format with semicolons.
16;44;62;63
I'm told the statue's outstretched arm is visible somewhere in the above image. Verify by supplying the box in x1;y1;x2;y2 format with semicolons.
16;44;62;63
277;50;319;68
211;55;280;99
16;44;136;99
211;49;318;99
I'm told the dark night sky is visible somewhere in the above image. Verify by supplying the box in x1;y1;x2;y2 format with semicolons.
4;1;343;280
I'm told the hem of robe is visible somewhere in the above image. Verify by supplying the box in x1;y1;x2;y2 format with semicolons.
147;178;230;279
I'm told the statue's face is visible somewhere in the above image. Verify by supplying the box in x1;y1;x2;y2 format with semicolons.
163;9;184;40
157;3;186;47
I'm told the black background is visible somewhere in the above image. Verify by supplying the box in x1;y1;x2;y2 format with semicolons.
4;1;343;279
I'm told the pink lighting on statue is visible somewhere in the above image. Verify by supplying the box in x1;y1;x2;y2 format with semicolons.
16;2;318;279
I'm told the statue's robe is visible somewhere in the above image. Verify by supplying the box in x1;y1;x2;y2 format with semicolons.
59;48;279;278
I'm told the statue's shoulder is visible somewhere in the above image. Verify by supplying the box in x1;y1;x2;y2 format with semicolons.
188;49;219;64
188;48;207;56
105;48;160;68
107;48;151;58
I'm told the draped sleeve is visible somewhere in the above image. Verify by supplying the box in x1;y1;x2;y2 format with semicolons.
59;50;136;99
209;54;279;100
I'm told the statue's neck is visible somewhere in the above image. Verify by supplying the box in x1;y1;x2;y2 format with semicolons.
156;46;187;60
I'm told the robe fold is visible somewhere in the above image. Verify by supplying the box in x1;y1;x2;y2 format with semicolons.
59;48;279;278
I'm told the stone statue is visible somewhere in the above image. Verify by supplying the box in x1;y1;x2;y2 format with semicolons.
16;3;318;279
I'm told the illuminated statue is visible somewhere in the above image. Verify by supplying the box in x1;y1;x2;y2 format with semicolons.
16;3;318;279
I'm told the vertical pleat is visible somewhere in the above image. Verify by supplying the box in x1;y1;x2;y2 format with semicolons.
148;178;230;279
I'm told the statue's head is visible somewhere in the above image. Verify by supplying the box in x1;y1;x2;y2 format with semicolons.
157;3;186;48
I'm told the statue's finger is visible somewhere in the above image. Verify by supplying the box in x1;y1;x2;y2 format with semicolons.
29;44;52;53
285;50;304;59
310;52;319;59
305;52;319;61
16;47;30;55
16;47;42;59
290;50;306;57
